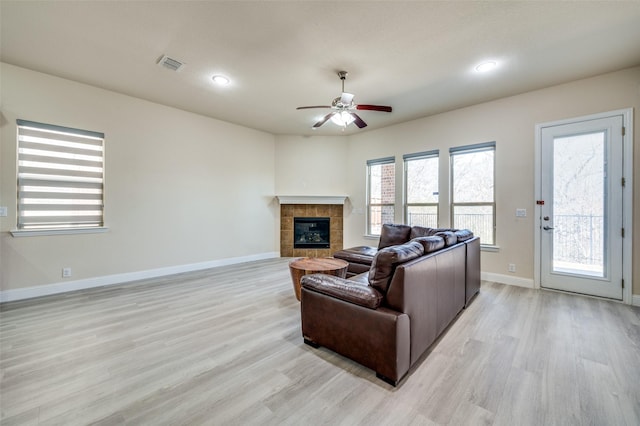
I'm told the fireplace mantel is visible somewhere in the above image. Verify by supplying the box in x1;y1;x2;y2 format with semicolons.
276;195;348;205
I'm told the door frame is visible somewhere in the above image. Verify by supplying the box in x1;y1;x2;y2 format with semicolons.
534;108;634;304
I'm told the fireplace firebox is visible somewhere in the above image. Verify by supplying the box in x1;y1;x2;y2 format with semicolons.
294;217;330;249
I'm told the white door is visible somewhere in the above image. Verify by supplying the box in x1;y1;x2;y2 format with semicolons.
539;115;624;300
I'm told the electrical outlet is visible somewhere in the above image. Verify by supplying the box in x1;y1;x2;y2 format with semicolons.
62;267;72;278
0;206;7;217
516;208;527;217
508;263;516;273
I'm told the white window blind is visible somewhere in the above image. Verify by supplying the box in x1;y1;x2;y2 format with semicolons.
17;119;105;230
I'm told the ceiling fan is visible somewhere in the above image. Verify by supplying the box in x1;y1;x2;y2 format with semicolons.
297;71;392;129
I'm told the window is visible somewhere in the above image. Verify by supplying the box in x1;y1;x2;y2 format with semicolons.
367;156;395;235
16;119;105;233
450;142;495;245
404;150;439;228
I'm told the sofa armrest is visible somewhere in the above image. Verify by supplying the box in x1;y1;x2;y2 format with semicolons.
301;274;383;309
333;246;378;264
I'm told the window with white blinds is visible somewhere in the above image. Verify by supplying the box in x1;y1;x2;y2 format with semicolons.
16;119;105;231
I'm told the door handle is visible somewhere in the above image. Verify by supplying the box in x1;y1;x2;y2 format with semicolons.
543;226;554;231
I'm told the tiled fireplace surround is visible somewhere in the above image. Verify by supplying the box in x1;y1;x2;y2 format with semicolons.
279;202;344;258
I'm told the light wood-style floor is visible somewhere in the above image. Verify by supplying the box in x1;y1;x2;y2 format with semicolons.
1;258;639;425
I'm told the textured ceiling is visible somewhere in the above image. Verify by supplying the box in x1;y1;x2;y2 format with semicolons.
2;1;640;136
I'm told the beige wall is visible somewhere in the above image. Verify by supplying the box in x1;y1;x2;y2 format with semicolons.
0;63;278;293
274;135;348;196
2;62;638;299
343;67;640;295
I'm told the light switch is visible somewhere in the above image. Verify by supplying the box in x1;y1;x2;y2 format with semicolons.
0;206;7;217
516;208;526;217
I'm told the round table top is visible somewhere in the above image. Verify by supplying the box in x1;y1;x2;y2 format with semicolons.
289;257;348;272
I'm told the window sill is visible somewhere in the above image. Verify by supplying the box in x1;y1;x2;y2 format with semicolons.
10;227;109;237
481;244;500;252
363;234;380;240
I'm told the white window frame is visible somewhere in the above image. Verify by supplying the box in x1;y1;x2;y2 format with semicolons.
366;156;395;236
11;119;107;237
403;150;439;228
450;142;496;246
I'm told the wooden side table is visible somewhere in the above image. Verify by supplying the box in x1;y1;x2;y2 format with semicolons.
289;257;349;301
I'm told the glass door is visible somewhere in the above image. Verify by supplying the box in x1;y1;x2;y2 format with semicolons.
539;116;623;300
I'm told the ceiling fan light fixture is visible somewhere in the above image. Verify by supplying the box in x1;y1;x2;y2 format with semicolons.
331;111;355;127
298;70;392;129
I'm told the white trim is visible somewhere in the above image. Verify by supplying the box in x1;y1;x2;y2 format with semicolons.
276;195;348;205
482;272;535;288
632;295;640;307
0;251;279;303
11;227;109;237
534;108;633;304
622;108;634;305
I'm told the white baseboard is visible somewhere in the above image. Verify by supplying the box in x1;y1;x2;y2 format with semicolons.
0;252;280;303
4;258;633;305
483;273;640;306
481;272;535;289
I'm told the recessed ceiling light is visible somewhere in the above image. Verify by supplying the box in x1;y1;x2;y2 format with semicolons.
212;75;230;86
475;61;497;73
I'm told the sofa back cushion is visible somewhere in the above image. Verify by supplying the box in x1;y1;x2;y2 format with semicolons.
369;241;424;293
378;224;412;249
411;236;445;253
409;226;433;239
435;231;458;246
454;229;474;242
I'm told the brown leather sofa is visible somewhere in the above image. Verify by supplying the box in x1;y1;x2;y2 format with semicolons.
333;224;413;277
300;226;480;386
334;223;470;274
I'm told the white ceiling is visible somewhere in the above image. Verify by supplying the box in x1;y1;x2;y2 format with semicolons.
2;1;640;136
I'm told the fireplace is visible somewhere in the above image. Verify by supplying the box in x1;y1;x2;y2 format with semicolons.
279;203;343;258
294;217;330;249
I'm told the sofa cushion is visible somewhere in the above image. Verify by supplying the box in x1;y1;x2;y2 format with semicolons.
378;224;412;249
411;236;445;253
435;231;457;246
348;272;370;285
454;229;474;242
369;241;424;293
409;226;433;239
301;274;383;309
333;246;378;265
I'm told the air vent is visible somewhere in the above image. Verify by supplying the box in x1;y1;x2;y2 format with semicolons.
157;55;185;72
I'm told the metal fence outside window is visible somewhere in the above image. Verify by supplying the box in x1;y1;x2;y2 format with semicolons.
407;212;438;228
453;213;493;245
553;214;604;266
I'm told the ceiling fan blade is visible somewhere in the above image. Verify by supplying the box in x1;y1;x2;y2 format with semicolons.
340;92;354;105
296;105;332;110
351;113;367;129
356;104;393;112
313;112;336;128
